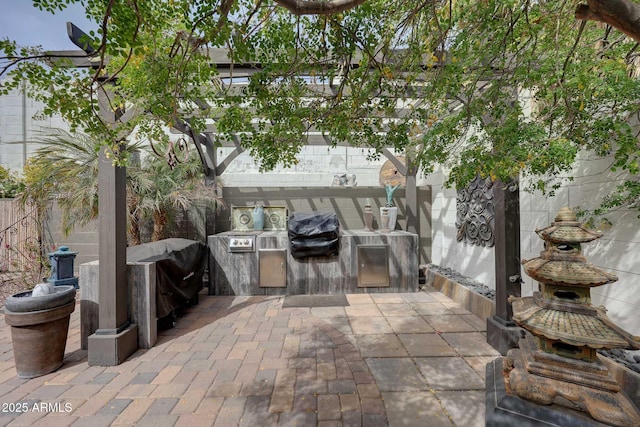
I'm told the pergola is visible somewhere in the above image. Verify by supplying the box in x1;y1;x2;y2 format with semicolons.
59;29;521;365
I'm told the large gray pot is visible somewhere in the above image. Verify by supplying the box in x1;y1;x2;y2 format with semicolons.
4;285;76;378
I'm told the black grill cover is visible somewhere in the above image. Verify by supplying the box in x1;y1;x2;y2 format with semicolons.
127;238;206;319
288;212;339;259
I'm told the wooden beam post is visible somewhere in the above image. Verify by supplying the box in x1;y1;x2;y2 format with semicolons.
87;86;138;366
486;179;523;355
405;169;419;235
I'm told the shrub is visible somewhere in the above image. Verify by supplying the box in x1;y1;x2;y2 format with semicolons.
0;166;25;199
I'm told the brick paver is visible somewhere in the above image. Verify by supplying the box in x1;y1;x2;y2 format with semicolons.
0;285;499;426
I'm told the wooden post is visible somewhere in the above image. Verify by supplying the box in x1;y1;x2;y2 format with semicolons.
87;86;138;366
486;179;523;355
405;168;419;235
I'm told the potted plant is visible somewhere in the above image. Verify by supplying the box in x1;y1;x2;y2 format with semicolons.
381;183;400;231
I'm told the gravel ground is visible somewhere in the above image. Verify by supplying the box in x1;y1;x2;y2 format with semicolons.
600;349;640;374
425;263;640;374
425;263;496;299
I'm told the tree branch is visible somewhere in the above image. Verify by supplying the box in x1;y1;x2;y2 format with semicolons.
273;0;367;15
576;0;640;43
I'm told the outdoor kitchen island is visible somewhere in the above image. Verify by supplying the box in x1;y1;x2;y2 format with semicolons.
208;230;418;295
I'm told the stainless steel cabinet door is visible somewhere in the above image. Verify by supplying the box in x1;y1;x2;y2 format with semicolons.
357;245;390;287
259;249;287;287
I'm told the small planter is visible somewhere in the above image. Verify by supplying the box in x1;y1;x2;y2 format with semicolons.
379;206;398;231
4;285;76;379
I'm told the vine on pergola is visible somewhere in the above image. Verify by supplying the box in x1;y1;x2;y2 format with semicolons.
2;0;640;217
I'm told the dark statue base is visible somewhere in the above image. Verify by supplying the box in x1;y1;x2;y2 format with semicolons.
485;358;609;427
487;334;640;427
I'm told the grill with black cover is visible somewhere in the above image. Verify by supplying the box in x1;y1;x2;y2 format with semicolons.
288;212;339;259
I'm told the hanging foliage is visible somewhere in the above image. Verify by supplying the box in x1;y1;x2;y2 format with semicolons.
2;0;640;216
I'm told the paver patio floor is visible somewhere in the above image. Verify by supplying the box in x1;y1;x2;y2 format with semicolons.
0;285;499;426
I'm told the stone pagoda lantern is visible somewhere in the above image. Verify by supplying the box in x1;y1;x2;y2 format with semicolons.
505;207;640;426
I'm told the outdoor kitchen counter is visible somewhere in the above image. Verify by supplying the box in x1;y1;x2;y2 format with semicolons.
208;230;418;295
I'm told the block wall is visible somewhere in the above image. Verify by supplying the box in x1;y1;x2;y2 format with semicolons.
0;83;62;171
216;145;400;188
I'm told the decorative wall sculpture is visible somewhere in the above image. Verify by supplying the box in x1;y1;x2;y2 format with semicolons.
456;175;495;247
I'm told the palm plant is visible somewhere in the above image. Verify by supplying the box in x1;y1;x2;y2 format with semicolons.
17;130;109;284
21;130;106;236
21;130;222;245
134;144;222;242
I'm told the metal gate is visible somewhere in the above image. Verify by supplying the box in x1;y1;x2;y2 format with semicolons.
0;199;41;275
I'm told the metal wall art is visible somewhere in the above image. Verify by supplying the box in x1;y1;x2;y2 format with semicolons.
456;175;495;247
